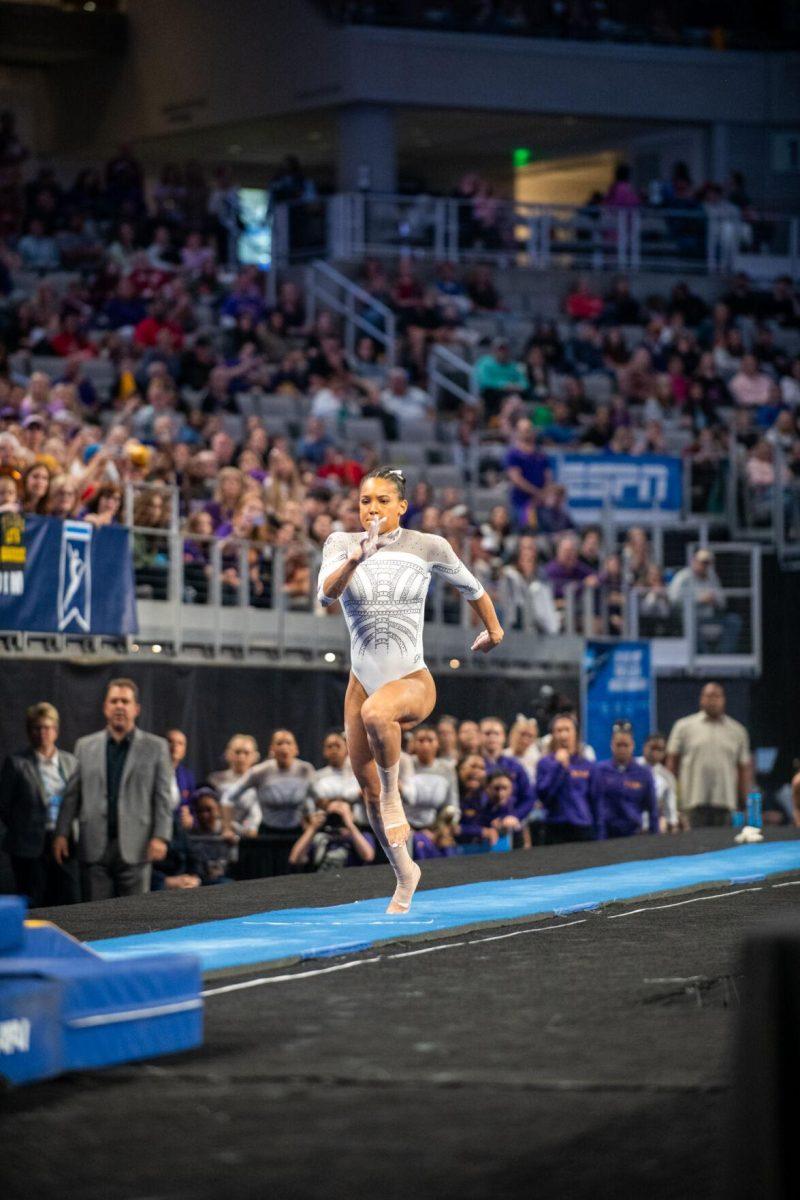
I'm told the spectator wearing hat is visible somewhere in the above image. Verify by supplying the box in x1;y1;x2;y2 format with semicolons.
668;548;741;654
475;337;527;419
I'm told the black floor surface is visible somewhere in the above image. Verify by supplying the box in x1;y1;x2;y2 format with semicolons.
3;831;800;1200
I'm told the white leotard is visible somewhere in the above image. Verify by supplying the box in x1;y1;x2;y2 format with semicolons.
317;527;484;696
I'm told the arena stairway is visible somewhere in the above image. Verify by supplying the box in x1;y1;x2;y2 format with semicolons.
0;896;202;1087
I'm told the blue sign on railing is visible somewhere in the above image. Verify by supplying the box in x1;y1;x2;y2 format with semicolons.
551;454;683;516
0;514;137;636
581;640;654;757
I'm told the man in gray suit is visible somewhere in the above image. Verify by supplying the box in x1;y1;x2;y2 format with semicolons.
0;701;80;907
54;678;173;900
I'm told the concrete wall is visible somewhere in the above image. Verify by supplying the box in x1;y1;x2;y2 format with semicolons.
34;4;800;205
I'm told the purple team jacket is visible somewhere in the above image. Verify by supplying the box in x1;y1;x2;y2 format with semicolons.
593;759;659;839
535;753;598;830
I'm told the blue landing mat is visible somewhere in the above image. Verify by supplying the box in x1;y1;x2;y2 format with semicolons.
89;843;800;974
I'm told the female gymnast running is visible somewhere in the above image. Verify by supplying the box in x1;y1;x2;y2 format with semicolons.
317;466;504;913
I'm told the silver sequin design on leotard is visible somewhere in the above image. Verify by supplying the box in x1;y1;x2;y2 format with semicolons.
317;527;484;695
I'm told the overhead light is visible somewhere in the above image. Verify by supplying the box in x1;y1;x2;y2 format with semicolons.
130;642;140;652
449;658;460;670
84;2;97;10
152;644;163;654
324;651;336;663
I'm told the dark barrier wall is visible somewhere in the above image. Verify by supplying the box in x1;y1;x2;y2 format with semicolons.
0;660;579;778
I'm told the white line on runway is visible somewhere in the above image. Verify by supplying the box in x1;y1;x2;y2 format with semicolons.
201;881;794;997
606;888;763;919
202;920;587;996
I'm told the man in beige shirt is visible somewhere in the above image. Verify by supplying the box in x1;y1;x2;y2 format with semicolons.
666;682;751;828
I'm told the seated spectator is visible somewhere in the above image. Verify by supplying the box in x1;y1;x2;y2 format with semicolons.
579;527;603;573
622;526;652;586
603;276;643;326
637;564;676;636
19;460;51;514
535;714;598;844
455;753;493;846
289;798;375;871
668;547;741;653
187;789;237;884
500;535;560;635
597;552;625;635
17;217;59;272
594;722;659;839
466;264;500;311
504;418;550;526
482;769;523;842
565;277;603;322
151;807;202;891
544;533;598;605
564;321;606;374
729;354;773;408
580;405;613;449
475;337;527;418
534;482;576;534
204;466;245;532
46;473;79;519
379;367;432;421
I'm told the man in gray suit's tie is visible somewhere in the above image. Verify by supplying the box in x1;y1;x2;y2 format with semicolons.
54;678;173;900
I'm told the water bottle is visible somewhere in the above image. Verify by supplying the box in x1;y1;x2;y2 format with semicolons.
746;790;762;829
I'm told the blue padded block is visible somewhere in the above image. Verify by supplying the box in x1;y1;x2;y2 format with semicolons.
0;916;203;1085
0;976;63;1085
0;897;26;953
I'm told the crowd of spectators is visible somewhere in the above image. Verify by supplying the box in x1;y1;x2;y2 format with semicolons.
1;122;799;643
3;679;797;908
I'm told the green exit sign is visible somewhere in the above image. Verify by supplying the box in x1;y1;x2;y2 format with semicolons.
513;147;533;168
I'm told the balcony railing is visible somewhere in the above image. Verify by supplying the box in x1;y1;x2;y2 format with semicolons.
273;193;800;279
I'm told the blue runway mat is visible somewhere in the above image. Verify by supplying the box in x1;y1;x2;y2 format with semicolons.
89;843;800;974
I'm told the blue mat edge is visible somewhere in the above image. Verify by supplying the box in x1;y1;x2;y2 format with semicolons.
87;843;800;974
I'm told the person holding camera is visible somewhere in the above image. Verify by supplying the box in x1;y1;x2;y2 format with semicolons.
289;798;375;872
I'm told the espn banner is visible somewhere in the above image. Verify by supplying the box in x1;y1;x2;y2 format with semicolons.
0;514;137;636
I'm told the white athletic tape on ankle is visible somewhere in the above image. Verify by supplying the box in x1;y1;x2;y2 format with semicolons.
375;761;399;799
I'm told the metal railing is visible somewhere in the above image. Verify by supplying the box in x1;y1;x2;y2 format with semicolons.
304;259;397;365
273;194;800;278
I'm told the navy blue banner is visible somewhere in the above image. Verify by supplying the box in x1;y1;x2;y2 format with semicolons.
0;514;137;636
581;640;654;757
551;453;683;517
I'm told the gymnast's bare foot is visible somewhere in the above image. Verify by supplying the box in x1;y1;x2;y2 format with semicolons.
386;861;421;914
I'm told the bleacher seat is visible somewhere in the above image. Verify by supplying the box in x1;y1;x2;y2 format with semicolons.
342;417;385;446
